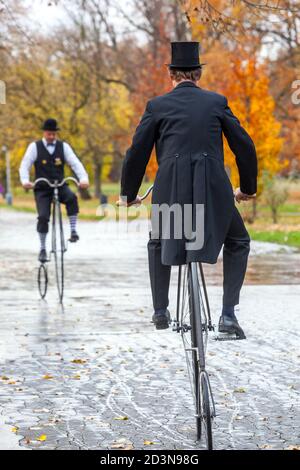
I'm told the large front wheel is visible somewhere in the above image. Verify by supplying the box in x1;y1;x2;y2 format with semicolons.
180;263;214;449
52;200;65;303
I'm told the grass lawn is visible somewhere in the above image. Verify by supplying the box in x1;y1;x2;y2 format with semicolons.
247;229;300;248
1;180;300;248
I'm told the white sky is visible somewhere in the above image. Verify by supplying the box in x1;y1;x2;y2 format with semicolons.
15;0;283;59
23;0;67;29
22;0;138;35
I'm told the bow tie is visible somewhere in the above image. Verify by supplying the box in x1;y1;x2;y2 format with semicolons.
47;142;55;147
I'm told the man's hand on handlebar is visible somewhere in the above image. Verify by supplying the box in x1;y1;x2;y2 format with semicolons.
116;196;142;207
79;181;89;189
234;187;256;204
23;182;34;190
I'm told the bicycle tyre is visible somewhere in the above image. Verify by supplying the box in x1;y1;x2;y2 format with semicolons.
200;372;213;450
52;200;65;303
189;263;214;449
38;263;48;299
187;265;202;440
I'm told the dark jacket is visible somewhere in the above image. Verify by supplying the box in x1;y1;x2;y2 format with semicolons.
121;81;257;265
34;140;65;189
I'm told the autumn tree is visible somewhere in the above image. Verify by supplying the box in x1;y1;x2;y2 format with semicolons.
118;0;190;180
180;0;300;175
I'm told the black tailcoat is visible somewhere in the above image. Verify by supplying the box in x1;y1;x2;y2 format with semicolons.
121;81;257;265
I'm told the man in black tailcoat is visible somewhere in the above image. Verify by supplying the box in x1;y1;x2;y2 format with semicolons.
119;42;257;337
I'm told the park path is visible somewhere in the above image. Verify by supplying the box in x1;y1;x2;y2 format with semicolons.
0;209;299;450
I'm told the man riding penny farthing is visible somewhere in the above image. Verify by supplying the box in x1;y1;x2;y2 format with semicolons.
19;118;89;301
119;41;257;338
118;41;258;449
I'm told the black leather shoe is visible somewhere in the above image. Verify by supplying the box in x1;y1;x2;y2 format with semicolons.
38;249;48;264
218;315;246;339
152;309;171;330
69;230;79;243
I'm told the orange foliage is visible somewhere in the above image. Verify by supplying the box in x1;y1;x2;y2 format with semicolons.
203;52;285;194
131;18;171;180
182;3;285;193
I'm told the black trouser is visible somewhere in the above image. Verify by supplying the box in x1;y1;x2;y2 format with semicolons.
34;185;79;234
147;206;250;310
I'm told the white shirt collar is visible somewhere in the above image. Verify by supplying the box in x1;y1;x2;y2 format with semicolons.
43;137;57;147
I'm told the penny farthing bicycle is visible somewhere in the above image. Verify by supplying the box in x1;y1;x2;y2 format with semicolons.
34;177;79;303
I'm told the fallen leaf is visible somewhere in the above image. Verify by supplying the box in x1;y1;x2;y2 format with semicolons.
42;374;53;380
71;359;87;364
114;416;128;421
111;442;134;450
37;435;47;442
234;415;244;420
234;387;246;393
144;440;157;445
11;427;19;433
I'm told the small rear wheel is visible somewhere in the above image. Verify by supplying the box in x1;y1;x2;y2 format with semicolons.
199;372;213;450
38;263;48;299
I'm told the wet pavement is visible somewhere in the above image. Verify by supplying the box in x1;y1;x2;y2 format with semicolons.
0;209;299;450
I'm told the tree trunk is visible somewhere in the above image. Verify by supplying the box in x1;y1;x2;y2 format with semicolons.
251;199;257;221
272;207;278;224
94;162;102;199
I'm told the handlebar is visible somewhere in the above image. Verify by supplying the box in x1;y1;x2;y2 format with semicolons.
33;177;79;188
140;185;153;201
117;184;153;207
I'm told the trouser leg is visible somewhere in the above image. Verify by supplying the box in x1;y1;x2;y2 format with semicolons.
147;234;171;311
34;189;52;234
58;184;79;216
223;206;250;307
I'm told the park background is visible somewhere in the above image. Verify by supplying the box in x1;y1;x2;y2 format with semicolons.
0;0;300;246
0;1;300;451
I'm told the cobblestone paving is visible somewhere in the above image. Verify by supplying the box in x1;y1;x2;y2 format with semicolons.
0;210;299;450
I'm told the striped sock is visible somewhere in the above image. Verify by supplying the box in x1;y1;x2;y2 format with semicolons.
38;232;47;250
69;215;77;233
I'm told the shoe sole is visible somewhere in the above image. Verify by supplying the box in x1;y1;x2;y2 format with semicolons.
155;321;170;330
218;325;246;339
218;325;236;334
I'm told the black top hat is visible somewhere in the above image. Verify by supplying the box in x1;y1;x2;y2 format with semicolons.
167;41;206;69
41;118;60;131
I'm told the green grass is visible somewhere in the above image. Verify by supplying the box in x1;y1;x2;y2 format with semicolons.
251;203;300;214
248;229;300;248
2;181;300;248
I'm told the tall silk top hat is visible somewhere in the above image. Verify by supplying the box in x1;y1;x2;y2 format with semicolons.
167;41;206;69
41;118;60;131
